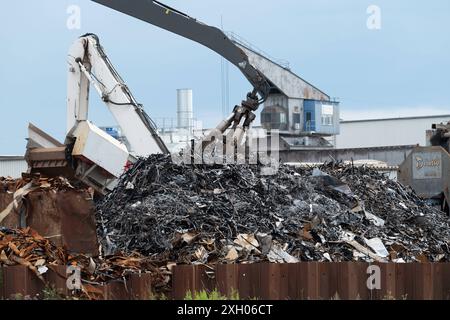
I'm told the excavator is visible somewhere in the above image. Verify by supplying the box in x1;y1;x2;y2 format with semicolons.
26;0;272;194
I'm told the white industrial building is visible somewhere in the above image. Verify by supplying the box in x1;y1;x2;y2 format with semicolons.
0;156;28;178
335;114;450;149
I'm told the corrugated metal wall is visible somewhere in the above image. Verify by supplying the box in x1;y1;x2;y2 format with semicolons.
0;157;28;178
172;263;450;300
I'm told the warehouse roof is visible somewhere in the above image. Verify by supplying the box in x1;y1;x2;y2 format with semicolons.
341;114;450;124
0;155;25;161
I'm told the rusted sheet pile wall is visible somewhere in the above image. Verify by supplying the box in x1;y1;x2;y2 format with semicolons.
0;265;152;300
172;263;450;300
2;262;450;300
0;189;98;255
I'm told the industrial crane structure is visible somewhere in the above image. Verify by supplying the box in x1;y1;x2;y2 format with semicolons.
66;33;168;156
27;34;169;194
91;0;272;144
26;0;339;194
91;0;340;149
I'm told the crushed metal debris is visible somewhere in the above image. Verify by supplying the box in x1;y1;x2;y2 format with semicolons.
0;227;169;297
0;174;78;192
96;155;450;264
0;227;66;282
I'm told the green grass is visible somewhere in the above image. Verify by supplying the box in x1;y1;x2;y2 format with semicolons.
42;285;64;300
148;291;169;300
382;292;408;300
184;289;240;300
10;293;24;300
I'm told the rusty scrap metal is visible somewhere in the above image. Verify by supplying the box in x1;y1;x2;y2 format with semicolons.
0;227;67;281
0;227;169;297
1;174;100;255
0;174;79;193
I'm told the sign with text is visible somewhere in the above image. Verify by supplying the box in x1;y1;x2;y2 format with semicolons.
412;151;442;180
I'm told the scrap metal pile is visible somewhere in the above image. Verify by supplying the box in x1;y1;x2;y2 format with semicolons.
0;227;169;293
1;174;81;192
0;175;171;297
0;227;67;282
96;155;450;264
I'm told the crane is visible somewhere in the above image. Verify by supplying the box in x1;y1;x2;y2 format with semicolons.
90;0;272;143
27;0;274;194
27;34;169;194
67;33;168;156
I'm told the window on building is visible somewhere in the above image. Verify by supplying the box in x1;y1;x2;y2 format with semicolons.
321;115;333;126
261;113;271;123
321;104;334;126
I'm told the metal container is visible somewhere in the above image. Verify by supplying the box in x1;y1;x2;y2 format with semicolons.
398;146;450;210
177;89;193;130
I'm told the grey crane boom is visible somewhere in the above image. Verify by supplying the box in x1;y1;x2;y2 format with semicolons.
91;0;272;139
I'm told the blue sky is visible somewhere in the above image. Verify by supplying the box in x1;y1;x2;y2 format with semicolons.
1;0;449;154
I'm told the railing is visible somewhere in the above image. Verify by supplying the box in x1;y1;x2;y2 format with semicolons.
153;117;201;134
226;31;291;70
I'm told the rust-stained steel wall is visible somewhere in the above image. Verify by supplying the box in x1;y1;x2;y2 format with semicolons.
2;263;450;300
172;263;450;300
0;189;98;255
0;265;152;300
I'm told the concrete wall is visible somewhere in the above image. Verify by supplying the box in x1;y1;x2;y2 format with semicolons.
336;115;450;149
279;145;414;166
0;157;27;178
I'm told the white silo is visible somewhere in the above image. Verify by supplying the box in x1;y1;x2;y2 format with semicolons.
177;89;193;131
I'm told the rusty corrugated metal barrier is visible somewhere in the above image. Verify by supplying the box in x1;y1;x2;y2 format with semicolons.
172;263;450;300
2;262;450;300
0;265;153;300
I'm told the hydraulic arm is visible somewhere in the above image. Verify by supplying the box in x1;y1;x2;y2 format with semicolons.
67;33;169;156
91;0;272;141
27;34;170;195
